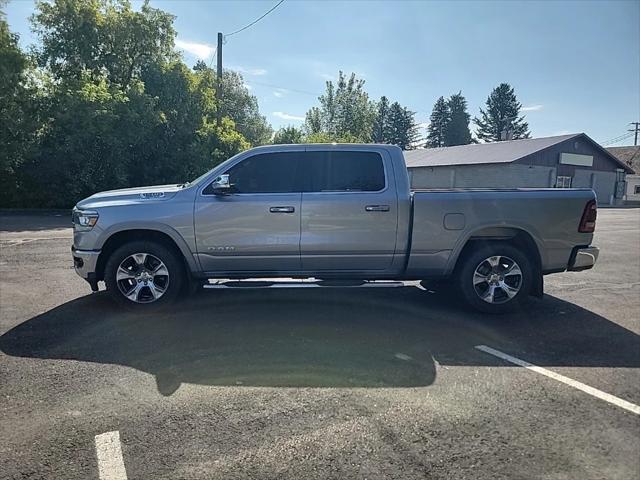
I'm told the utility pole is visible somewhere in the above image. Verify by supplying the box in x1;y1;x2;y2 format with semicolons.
629;122;640;146
216;32;223;127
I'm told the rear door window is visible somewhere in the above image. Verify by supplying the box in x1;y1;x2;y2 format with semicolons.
301;151;385;192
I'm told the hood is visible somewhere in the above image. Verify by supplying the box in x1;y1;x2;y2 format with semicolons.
75;184;183;209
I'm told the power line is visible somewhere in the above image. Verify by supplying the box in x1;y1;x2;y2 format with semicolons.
602;131;634;146
602;131;632;144
602;133;632;146
242;79;320;97
216;0;286;125
225;0;286;38
207;46;218;69
602;133;629;145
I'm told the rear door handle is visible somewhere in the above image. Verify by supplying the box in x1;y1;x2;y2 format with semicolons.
269;206;295;213
365;205;390;212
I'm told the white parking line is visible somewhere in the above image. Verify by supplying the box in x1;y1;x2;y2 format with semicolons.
475;345;640;415
95;431;128;480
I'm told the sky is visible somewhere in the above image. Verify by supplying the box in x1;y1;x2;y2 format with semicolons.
5;0;640;145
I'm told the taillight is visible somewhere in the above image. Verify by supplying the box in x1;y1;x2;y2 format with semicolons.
578;199;597;233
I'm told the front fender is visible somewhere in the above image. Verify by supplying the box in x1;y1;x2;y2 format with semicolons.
96;221;200;273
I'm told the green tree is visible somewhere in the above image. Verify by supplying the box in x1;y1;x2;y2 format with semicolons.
304;71;375;141
372;96;391;143
220;70;272;146
17;0;251;208
23;64;248;207
0;6;40;205
387;102;420;150
273;126;305;144
444;92;472;146
304;132;360;144
304;106;322;135
473;83;530;142
32;0;177;86
426;96;450;148
193;61;272;146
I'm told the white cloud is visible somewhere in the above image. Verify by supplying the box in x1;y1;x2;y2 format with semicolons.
320;70;365;82
175;39;215;59
273;88;288;98
521;104;543;112
273;111;305;121
228;65;267;76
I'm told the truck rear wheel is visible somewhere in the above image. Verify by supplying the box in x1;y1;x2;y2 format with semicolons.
456;242;532;314
104;240;185;309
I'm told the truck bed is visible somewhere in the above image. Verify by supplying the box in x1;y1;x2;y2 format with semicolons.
406;188;596;277
411;187;594;193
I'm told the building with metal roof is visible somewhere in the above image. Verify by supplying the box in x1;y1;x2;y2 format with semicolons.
608;145;640;204
607;145;639;174
405;133;632;205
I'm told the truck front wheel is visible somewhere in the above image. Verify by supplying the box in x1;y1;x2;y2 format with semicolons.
456;242;532;314
104;240;185;309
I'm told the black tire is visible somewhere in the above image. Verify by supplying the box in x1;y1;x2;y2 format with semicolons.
456;241;533;314
104;240;185;310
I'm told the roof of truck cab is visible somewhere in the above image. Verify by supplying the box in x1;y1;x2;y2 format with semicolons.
403;133;634;173
246;143;401;151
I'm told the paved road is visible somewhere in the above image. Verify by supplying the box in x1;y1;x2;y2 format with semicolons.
1;209;639;479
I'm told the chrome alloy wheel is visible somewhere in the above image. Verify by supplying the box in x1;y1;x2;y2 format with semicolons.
116;253;170;303
472;255;523;304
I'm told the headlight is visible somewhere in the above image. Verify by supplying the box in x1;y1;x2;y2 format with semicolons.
72;209;99;230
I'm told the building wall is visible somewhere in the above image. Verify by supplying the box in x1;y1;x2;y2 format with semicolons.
409;164;556;189
572;169;617;204
515;136;623;173
408;164;617;204
626;175;640;204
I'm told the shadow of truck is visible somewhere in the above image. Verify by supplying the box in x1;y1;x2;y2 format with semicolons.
1;287;638;396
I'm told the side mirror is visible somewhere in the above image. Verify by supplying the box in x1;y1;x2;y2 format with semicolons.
211;174;232;195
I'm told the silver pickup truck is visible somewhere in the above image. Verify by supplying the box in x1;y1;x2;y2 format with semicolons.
71;144;599;313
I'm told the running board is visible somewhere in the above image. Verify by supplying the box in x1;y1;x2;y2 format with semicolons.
203;279;406;289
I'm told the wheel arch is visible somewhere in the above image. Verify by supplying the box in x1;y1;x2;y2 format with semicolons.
449;226;544;297
95;228;198;281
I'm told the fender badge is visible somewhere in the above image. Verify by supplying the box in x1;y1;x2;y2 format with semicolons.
140;192;165;199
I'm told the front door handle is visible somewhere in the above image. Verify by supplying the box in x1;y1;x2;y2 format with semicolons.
365;205;390;212
269;206;295;213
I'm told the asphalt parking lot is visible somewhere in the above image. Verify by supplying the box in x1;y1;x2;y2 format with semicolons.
1;209;639;480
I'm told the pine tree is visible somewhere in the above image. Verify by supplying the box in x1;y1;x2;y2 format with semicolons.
444;92;472;146
372;96;391;143
387;102;420;150
473;83;530;142
426;96;450;147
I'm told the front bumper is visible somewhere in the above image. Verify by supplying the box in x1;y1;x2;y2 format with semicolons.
71;246;101;280
568;246;599;272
